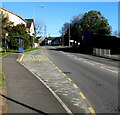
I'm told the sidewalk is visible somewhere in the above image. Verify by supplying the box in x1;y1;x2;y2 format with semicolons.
2;53;68;114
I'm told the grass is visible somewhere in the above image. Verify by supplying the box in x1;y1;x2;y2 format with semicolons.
0;63;3;86
24;48;40;52
112;54;120;56
0;48;40;58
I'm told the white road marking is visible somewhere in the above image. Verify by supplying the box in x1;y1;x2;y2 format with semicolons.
60;51;118;74
84;61;95;65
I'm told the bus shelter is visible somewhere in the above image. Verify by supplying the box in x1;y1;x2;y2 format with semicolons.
18;37;24;53
13;37;24;53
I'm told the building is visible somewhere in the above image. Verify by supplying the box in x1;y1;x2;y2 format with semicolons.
0;8;35;36
47;37;62;46
25;19;35;36
0;7;26;26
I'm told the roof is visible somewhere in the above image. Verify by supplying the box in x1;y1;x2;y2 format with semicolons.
25;19;34;28
47;37;62;40
0;7;27;23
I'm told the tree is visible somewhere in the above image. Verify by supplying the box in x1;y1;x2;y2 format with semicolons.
60;23;70;46
8;24;32;49
0;11;13;50
0;11;13;38
113;30;120;37
80;10;111;35
60;10;112;47
34;20;44;37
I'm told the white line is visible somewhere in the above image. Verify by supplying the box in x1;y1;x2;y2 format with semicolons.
106;69;118;74
94;62;104;66
100;66;118;74
19;63;73;115
84;61;95;65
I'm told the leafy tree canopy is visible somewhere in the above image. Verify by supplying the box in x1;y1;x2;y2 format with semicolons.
80;10;112;35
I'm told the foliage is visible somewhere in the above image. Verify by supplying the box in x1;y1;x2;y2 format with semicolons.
34;20;44;37
60;10;112;46
80;11;111;35
0;11;13;38
7;24;32;49
34;37;38;43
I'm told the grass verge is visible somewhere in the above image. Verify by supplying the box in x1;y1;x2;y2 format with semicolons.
112;54;120;56
0;63;3;86
24;48;40;52
0;48;40;58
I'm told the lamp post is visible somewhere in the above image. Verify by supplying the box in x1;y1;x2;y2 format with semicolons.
32;5;44;48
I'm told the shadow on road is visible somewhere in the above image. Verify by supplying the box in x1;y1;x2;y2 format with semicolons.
0;94;49;115
47;46;92;55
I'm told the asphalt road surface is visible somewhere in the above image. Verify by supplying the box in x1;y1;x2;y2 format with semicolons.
2;53;68;114
43;46;119;113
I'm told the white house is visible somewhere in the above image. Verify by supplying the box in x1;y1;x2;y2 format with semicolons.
0;7;26;26
25;19;35;36
0;8;35;36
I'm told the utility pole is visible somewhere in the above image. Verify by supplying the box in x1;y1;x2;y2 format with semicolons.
68;22;71;47
44;25;47;45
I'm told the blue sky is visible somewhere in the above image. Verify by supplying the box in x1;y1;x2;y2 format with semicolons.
2;2;118;37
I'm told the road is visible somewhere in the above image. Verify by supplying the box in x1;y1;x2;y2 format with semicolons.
42;46;119;113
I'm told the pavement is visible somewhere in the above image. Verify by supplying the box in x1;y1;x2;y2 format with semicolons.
2;52;68;114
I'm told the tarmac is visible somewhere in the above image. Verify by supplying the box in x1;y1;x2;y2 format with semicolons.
2;53;68;114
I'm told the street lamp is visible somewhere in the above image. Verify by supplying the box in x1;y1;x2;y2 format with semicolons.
32;5;44;48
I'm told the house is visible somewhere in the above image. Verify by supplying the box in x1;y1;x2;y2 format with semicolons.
0;7;26;26
25;19;35;36
0;8;35;36
47;37;62;46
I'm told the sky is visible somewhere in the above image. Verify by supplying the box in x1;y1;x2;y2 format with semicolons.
1;2;119;37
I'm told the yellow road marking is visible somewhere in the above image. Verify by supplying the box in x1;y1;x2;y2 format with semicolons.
19;54;24;62
56;66;59;69
88;107;96;115
80;92;86;100
73;84;78;88
68;78;72;81
58;69;62;72
63;73;67;77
